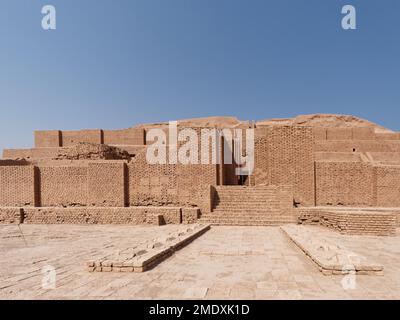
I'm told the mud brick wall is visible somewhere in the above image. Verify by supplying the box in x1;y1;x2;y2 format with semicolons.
22;207;180;225
319;211;396;236
315;140;400;153
3;148;61;160
314;127;376;141
315;162;375;206
0;208;23;224
34;127;146;148
38;166;88;207
352;127;375;140
129;134;218;207
62;129;103;147
0;160;29;166
197;184;216;214
313;127;327;141
0;166;37;206
112;145;146;157
326;128;353;140
35;130;61;147
176;164;218;205
103;128;145;145
182;208;200;224
297;208;323;225
298;207;397;235
376;133;400;140
376;166;400;207
88;161;126;207
251;126;315;206
3;149;33;159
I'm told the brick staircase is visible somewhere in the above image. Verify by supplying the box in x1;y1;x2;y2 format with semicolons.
199;185;298;226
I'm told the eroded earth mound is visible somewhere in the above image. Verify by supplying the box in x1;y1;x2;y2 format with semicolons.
54;142;131;160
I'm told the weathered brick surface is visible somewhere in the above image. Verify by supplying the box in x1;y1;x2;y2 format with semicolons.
315;162;375;206
129;130;218;208
22;207;181;225
88;162;126;207
251;126;315;206
313;127;327;141
0;208;23;224
103;128;145;145
182;208;199;224
34;127;146;147
352;127;375;140
3;149;34;159
62;130;102;146
326;128;353;140
297;207;398;236
315;140;400;153
0;166;36;206
34;130;61;147
38;166;88;207
375;133;400;140
376;166;400;207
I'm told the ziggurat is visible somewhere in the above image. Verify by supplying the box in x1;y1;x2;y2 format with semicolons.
1;114;399;236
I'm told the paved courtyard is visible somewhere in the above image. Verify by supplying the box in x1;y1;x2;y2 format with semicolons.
1;224;399;299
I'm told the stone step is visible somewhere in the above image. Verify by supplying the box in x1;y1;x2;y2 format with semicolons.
215;186;278;189
214;197;291;202
215;192;281;196
213;207;289;212
202;214;297;219
213;202;289;207
211;209;289;214
198;218;297;226
201;218;297;223
215;196;285;200
201;212;297;216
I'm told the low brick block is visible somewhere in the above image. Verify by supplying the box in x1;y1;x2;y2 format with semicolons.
182;208;200;224
0;208;23;224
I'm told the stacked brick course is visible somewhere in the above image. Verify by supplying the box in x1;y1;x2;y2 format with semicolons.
0;207;23;224
22;207;183;225
297;207;398;236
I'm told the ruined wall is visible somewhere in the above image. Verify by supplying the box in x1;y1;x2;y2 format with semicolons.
0;166;37;206
315;162;375;206
298;207;396;236
251;126;315;206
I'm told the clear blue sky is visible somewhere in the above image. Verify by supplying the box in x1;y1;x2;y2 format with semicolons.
1;0;399;152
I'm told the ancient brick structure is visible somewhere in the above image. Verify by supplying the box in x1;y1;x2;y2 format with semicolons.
1;114;400;235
